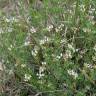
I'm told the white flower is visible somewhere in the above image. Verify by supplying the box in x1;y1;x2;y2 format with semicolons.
44;36;50;42
5;18;10;22
21;64;26;68
30;26;36;33
8;47;12;51
60;39;67;44
42;62;46;65
68;44;75;52
39;39;45;45
68;44;73;49
75;48;79;52
24;74;32;81
59;23;64;29
39;66;46;73
84;63;93;69
67;69;78;79
46;24;53;31
37;73;45;79
56;55;61;59
37;66;46;79
31;50;38;56
79;4;85;12
8;44;13;51
83;28;91;33
24;41;30;46
31;46;39;56
9;69;14;75
55;27;59;32
5;17;19;23
66;50;72;58
56;53;63;59
60;53;63;57
39;36;50;45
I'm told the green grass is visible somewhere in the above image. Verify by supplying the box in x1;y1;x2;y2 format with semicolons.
0;0;96;96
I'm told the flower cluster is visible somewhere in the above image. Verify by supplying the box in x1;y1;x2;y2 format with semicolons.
30;26;36;33
39;36;50;45
84;63;93;69
55;23;64;32
37;62;46;79
67;69;78;79
31;46;39;56
46;24;53;32
4;16;19;23
24;74;32;81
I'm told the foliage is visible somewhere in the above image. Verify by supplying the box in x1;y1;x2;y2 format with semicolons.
0;0;96;96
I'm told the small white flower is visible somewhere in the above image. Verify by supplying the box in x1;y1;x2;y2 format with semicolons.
60;53;63;57
8;47;12;51
37;73;45;79
39;66;46;73
79;4;85;12
91;8;95;11
24;74;32;81
21;64;26;68
68;44;73;49
83;28;91;33
37;66;46;79
9;69;14;75
39;36;50;45
66;50;72;58
5;18;10;22
55;27;59;32
8;44;13;51
30;26;36;33
24;41;30;46
31;50;37;56
5;17;19;23
56;53;63;59
39;39;45;45
42;62;46;65
75;49;79;52
13;17;19;22
67;69;78;79
59;23;64;28
84;63;93;69
31;46;39;56
46;24;53;32
60;39;67;44
68;44;75;52
56;55;61;59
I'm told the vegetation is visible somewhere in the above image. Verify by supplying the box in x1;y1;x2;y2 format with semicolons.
0;0;96;96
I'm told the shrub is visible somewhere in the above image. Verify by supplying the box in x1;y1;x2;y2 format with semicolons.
0;0;96;96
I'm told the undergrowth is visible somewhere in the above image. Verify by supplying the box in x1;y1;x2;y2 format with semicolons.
0;0;96;96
